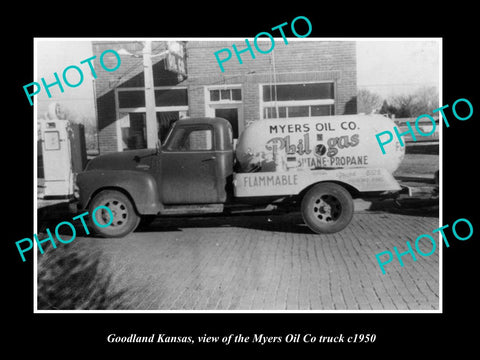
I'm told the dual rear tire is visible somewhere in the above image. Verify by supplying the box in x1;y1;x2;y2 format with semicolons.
301;182;354;234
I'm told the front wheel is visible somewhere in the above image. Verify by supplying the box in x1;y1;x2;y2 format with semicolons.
88;190;140;238
301;182;354;234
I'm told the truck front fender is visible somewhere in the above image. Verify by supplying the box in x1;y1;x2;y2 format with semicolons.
76;170;162;214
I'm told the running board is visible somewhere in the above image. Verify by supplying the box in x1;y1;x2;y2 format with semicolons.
160;203;224;215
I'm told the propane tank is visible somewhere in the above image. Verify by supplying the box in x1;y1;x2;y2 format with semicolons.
235;114;404;174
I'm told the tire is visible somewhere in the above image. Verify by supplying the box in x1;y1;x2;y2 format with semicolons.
301;182;354;234
88;190;140;238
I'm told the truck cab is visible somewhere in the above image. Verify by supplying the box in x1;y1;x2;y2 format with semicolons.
157;117;234;204
76;118;235;237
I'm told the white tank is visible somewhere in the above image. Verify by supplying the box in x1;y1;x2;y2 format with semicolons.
235;115;404;174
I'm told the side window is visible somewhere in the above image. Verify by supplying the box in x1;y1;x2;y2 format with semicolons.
167;127;213;151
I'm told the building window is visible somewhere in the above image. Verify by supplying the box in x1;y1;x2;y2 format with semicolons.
155;88;188;106
157;111;180;142
209;88;242;102
119;112;147;150
263;104;335;118
261;82;335;119
116;87;189;151
118;88;188;108
263;83;334;102
118;90;145;108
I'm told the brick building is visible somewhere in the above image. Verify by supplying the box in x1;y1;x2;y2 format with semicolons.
92;41;188;154
93;40;357;154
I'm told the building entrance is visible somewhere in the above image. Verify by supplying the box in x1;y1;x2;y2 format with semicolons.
215;108;239;139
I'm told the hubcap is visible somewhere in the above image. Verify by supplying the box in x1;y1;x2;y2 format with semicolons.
312;195;341;223
98;199;128;227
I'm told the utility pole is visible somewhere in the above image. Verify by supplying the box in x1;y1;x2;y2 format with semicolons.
143;41;158;148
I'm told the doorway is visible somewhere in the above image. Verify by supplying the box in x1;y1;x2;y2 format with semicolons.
205;85;243;139
215;108;239;139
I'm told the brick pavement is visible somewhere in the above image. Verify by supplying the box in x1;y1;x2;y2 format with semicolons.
47;208;440;311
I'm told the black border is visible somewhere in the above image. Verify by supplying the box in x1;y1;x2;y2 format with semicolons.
7;7;479;354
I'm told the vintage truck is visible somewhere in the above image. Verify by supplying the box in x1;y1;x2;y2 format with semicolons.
75;115;406;237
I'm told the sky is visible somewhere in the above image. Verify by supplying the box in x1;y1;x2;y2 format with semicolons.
34;39;441;120
356;39;440;98
36;40;96;121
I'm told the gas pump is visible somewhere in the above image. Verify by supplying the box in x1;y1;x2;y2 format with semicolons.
39;119;86;198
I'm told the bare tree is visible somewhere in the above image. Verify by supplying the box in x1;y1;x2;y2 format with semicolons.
357;89;383;114
387;86;439;118
411;86;439;115
389;94;417;117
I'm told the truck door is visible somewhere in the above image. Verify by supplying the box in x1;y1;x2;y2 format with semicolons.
160;124;221;204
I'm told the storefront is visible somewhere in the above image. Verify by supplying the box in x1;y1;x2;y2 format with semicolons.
93;41;188;154
115;85;188;148
186;40;357;140
93;40;356;154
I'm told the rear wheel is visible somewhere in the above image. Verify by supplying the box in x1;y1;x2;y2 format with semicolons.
301;182;354;234
88;190;140;238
